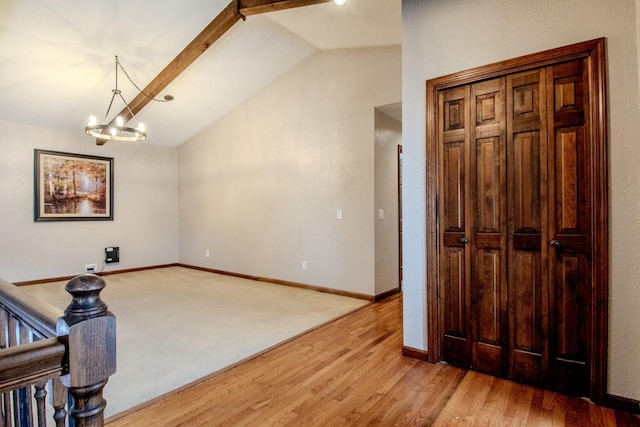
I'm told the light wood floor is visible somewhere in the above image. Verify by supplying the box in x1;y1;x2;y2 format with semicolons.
107;294;639;426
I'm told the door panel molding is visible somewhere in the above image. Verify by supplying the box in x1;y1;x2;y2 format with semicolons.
425;38;608;403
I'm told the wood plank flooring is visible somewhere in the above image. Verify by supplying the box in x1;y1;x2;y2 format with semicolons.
107;294;639;426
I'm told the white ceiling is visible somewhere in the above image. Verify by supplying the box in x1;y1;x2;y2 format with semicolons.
0;0;401;147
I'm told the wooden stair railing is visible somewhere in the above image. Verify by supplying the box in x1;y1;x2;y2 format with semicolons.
0;274;116;427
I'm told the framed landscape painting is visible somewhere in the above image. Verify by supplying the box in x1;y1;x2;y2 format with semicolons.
34;149;114;221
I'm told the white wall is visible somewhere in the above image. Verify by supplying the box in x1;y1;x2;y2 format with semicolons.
178;47;401;297
374;110;401;296
402;0;640;401
0;120;179;282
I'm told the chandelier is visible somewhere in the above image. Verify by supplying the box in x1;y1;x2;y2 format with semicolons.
85;56;148;142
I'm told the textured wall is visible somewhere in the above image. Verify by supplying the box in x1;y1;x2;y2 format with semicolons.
0;120;179;282
402;0;640;400
178;47;401;296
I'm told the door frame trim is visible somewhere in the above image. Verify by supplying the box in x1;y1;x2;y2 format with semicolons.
398;144;403;289
425;38;609;403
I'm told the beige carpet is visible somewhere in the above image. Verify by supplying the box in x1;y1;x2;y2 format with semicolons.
21;266;369;418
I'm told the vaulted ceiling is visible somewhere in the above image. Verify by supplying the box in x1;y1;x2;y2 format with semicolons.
0;0;401;147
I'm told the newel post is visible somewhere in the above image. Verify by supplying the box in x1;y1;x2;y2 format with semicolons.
57;274;116;427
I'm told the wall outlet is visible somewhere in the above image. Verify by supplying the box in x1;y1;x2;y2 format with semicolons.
85;263;97;273
302;260;307;269
205;249;210;257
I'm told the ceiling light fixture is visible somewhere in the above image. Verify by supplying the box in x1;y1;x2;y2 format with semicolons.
85;56;154;142
334;0;346;5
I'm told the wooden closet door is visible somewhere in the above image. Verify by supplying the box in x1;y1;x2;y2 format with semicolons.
437;60;593;394
428;39;607;401
469;78;507;376
439;85;471;368
546;58;592;396
506;68;549;385
439;77;508;376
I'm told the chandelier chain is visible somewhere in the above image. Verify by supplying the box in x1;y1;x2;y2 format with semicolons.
116;57;170;103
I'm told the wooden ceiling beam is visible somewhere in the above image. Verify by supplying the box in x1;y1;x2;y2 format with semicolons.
239;0;332;16
97;1;242;144
98;0;333;145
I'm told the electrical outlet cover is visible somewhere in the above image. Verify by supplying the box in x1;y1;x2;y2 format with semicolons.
105;246;120;263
